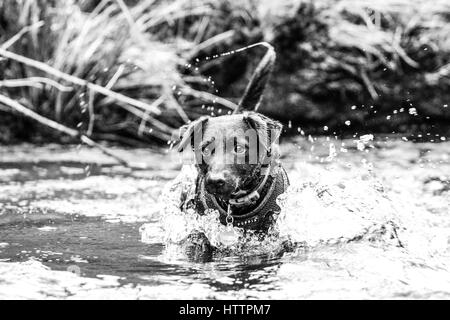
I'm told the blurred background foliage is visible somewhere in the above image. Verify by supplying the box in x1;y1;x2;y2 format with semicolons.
0;0;449;145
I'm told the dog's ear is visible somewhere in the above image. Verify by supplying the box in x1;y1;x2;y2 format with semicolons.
235;43;276;113
243;112;283;152
177;116;209;152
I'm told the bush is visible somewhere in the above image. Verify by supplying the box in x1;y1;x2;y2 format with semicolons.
0;0;230;144
258;0;450;134
0;0;449;144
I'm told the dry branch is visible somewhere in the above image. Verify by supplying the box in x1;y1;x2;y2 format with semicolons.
106;64;126;89
138;96;165;136
0;48;161;115
0;21;44;50
0;77;73;92
0;93;140;168
87;88;96;136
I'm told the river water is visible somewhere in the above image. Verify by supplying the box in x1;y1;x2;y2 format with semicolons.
0;137;449;299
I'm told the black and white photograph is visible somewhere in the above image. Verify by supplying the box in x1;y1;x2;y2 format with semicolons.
0;0;449;303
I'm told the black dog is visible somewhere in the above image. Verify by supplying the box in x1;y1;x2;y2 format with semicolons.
176;43;289;260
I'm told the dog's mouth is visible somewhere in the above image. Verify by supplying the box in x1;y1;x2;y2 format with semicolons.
204;181;237;199
213;187;256;206
204;175;262;201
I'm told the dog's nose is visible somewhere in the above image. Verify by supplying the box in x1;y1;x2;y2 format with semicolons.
206;173;226;188
205;171;236;196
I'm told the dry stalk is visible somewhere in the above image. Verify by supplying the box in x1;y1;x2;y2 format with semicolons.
0;48;161;115
0;93;140;168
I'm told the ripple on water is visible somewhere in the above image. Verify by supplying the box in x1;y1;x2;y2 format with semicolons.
1;142;449;299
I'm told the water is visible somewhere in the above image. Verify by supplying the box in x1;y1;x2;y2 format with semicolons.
0;139;449;299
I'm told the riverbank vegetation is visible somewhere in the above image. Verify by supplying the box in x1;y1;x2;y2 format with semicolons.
1;0;449;145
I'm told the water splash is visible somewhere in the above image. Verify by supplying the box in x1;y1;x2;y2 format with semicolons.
143;132;450;265
274;172;400;247
142;160;404;260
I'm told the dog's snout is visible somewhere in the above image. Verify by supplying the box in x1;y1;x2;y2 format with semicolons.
204;171;237;196
206;173;226;187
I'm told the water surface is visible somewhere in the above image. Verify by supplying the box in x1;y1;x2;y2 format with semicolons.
0;139;449;299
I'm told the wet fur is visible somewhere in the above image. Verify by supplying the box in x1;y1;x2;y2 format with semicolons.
176;43;281;261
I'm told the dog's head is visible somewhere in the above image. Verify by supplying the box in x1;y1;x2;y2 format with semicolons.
178;112;282;199
177;42;279;200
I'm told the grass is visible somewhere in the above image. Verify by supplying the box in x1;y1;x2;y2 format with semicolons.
0;0;232;144
261;0;450;133
0;0;449;145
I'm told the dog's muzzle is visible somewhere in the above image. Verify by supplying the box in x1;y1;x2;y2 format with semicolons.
204;171;237;197
198;162;289;230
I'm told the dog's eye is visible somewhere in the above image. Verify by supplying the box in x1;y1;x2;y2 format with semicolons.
202;146;213;156
234;145;246;154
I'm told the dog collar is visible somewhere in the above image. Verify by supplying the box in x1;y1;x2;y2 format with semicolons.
198;162;285;229
228;161;275;206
